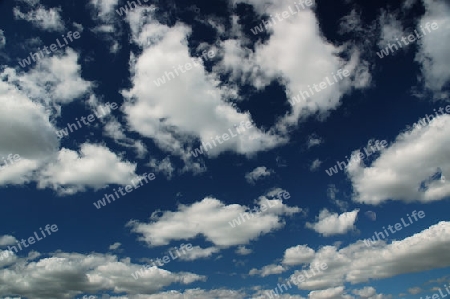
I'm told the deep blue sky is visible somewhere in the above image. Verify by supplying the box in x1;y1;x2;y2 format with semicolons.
0;0;449;298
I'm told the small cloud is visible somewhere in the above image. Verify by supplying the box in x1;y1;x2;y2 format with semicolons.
108;242;121;250
306;209;359;236
245;166;273;185
365;210;377;221
310;159;322;171
0;30;5;49
408;287;422;295
235;246;252;255
307;134;323;149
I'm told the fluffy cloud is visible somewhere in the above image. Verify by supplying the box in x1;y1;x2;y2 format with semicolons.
120;8;287;170
348;114;450;204
305;209;359;236
310;159;322;171
286;221;450;290
245;166;272;184
282;245;315;266
177;246;220;261
11;48;92;105
127;192;301;247
0;235;17;247
13;4;65;32
0;30;5;49
415;0;450;96
249;264;286;277
0;252;205;299
37;143;142;195
221;0;371;133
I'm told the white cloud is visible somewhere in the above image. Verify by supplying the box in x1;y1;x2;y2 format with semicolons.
245;166;272;184
13;48;92;105
285;221;450;290
177;246;220;261
37;143;142;195
249;264;286;277
235;246;252;255
127;193;301;247
282;245;315;266
147;157;175;180
310;159;322;171
415;0;450;96
0;79;58;185
0;235;17;247
221;0;372;133
0;252;205;299
109;242;122;250
377;10;406;51
305;209;359;236
13;5;65;32
0;30;5;49
121;12;287;172
307;134;323;148
89;0;122;53
348;114;450;204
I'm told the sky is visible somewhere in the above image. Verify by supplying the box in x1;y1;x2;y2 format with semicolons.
0;0;449;298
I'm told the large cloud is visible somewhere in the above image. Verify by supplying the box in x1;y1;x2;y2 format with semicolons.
127;190;301;247
348;114;450;204
0;252;205;299
415;0;450;97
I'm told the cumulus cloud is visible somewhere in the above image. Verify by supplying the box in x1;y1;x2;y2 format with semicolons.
127;192;301;247
249;264;286;277
377;9;406;51
177;246;220;261
109;242;122;250
221;0;372;133
415;0;450;97
0;30;5;49
11;48;92;105
307;134;323;149
310;159;322;171
13;5;65;32
0;252;205;299
285;221;450;290
120;12;283;172
282;245;315;266
305;209;359;236
235;246;252;255
37;143;142;195
348;114;450;204
0;235;17;247
245;166;273;184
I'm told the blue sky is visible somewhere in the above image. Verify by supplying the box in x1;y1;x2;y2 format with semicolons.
0;0;449;298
